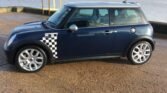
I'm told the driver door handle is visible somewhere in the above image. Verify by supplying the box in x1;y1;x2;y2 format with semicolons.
104;30;117;34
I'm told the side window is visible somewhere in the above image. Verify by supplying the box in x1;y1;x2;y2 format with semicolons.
110;8;147;26
66;8;109;28
95;9;109;27
78;9;94;17
66;9;94;28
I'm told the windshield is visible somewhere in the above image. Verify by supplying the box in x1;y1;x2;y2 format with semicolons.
48;6;71;26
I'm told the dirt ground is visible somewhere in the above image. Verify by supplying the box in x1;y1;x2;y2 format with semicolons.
0;13;167;93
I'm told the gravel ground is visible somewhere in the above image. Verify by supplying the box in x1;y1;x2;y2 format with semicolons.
0;13;167;93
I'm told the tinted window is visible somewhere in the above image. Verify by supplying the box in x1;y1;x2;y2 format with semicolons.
66;9;109;28
95;9;109;27
110;8;147;26
78;9;94;17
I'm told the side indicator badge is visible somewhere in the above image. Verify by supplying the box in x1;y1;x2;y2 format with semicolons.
131;28;136;33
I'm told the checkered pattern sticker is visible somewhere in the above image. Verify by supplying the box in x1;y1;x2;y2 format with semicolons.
41;33;58;58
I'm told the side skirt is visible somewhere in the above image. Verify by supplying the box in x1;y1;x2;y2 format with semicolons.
51;55;121;63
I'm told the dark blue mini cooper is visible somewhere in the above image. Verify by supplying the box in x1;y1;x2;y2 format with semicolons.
4;2;155;72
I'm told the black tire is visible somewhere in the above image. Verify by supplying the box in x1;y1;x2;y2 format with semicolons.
15;46;47;72
128;41;153;65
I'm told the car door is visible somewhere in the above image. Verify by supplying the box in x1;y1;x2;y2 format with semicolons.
57;8;116;60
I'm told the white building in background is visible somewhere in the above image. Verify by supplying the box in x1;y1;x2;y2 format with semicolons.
0;0;167;23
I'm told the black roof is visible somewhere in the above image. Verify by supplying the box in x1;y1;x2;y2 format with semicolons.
65;2;140;8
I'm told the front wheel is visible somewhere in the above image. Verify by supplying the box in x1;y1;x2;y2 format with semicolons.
15;46;47;72
128;41;153;64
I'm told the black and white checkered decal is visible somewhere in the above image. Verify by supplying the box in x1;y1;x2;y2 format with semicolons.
41;33;58;58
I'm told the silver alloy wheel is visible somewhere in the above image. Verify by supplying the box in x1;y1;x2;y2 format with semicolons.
131;42;152;63
18;48;44;71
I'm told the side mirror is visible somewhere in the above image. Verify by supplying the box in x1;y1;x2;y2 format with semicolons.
69;24;78;32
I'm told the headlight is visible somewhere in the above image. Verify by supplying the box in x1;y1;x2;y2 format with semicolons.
7;34;16;46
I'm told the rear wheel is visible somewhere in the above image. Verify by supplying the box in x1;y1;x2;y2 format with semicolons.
128;41;152;64
15;46;47;72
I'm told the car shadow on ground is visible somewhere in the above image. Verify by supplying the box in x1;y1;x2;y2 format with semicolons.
97;58;131;64
48;57;131;66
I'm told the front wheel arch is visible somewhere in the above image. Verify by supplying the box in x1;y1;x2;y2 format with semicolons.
13;43;53;64
15;46;47;72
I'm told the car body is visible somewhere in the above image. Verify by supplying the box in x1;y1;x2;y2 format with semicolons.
4;2;155;72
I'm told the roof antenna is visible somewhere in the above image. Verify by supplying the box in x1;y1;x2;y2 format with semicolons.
123;0;127;3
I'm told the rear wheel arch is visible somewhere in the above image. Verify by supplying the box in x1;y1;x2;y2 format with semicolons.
125;38;155;56
127;40;153;64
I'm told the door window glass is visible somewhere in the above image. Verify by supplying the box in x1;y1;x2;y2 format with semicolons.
78;9;94;17
95;9;109;27
66;9;94;28
66;8;109;28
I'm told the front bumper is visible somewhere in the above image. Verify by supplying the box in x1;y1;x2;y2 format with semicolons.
4;42;15;64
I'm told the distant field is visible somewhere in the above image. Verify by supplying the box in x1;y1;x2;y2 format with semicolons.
0;0;166;23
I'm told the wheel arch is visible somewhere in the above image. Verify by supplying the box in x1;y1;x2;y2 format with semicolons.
124;36;155;57
12;41;54;64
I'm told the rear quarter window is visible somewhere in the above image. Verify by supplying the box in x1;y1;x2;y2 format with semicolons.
110;8;148;26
